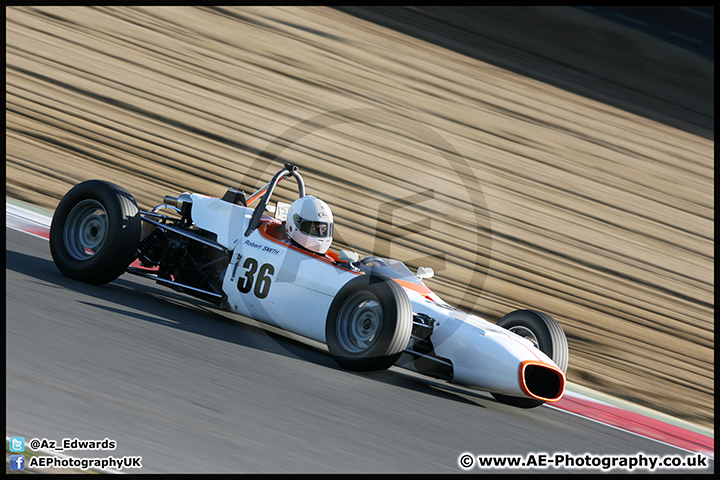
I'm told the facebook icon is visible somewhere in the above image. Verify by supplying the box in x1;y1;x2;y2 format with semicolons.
9;454;25;470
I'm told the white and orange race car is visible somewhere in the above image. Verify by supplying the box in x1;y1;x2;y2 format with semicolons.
49;163;567;408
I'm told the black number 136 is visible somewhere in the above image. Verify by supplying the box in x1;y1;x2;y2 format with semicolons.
237;257;274;298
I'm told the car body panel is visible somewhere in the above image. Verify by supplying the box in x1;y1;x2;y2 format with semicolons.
190;193;249;249
399;288;561;398
221;212;360;343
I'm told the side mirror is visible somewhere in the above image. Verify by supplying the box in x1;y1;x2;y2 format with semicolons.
339;250;359;262
416;267;434;279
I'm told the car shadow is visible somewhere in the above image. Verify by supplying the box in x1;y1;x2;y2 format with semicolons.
7;247;494;409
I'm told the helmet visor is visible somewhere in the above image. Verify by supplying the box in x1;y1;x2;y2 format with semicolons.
296;216;333;238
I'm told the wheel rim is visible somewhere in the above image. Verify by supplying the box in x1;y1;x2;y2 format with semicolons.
63;199;109;261
508;325;539;349
336;291;383;354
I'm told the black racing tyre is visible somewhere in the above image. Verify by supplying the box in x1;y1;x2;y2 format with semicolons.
50;180;142;285
326;274;413;372
491;309;569;408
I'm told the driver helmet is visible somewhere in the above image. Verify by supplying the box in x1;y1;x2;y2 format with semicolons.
286;195;333;254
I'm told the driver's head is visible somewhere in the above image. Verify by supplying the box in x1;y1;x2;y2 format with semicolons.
286;195;333;254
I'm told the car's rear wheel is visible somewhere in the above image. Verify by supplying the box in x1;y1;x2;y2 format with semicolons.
50;180;141;285
491;309;568;408
326;274;412;371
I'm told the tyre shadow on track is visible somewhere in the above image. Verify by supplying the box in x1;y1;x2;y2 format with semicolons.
7;246;495;410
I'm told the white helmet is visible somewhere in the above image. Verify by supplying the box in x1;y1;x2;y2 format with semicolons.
286;195;334;254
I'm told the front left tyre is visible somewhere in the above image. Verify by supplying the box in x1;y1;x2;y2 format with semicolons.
50;180;141;285
326;274;413;372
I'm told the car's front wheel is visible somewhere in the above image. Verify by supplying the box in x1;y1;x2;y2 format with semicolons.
326;274;412;372
50;180;141;285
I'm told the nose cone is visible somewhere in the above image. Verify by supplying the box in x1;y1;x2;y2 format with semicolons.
431;317;565;400
519;360;565;402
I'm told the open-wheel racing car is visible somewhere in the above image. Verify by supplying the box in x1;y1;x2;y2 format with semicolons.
49;163;568;408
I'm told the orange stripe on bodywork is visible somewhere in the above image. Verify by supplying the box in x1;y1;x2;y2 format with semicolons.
392;278;436;299
325;250;341;262
518;360;566;402
498;329;543;362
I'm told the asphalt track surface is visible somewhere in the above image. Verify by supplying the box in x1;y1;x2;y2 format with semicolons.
5;227;713;474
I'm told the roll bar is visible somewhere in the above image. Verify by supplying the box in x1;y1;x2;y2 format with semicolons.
244;163;305;236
